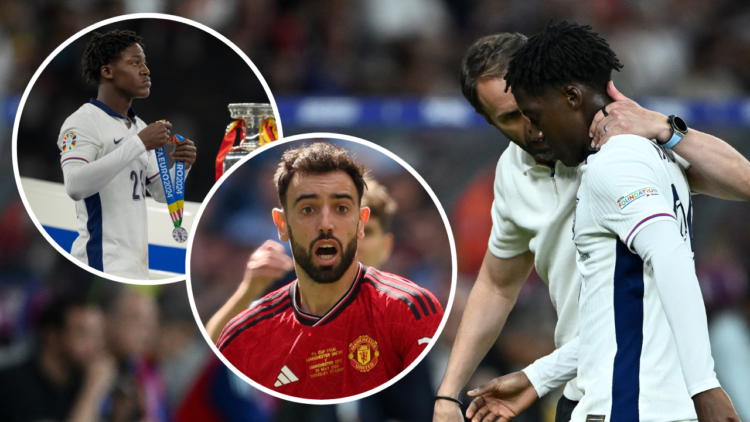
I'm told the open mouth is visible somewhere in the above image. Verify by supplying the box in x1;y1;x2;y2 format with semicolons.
314;241;339;265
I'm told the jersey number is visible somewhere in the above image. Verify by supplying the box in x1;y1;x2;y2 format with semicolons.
131;170;146;201
671;184;694;251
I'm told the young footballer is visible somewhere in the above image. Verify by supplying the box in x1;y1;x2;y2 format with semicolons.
216;143;443;400
435;31;750;422
58;30;197;279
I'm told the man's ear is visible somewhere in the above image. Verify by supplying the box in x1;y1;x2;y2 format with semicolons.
272;208;289;241
563;85;583;110
357;206;371;240
100;64;114;81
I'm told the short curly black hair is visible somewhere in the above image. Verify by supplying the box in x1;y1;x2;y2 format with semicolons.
81;29;144;84
505;21;622;97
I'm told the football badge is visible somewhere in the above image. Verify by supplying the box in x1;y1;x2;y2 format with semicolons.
348;335;379;372
62;132;77;151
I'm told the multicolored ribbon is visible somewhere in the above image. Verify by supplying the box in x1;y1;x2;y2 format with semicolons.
215;119;246;182
155;134;185;228
259;117;278;146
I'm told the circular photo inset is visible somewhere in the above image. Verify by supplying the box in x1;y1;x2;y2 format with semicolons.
188;133;456;403
12;14;278;284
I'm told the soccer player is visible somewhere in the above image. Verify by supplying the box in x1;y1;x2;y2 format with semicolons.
215;143;443;400
204;177;396;344
493;21;739;421
434;32;750;422
58;29;197;280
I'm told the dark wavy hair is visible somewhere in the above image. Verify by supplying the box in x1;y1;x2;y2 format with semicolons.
81;29;144;84
274;142;368;209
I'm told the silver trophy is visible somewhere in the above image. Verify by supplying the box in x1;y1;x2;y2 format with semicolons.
220;103;277;175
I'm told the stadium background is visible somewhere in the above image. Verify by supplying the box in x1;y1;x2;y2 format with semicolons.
0;1;748;421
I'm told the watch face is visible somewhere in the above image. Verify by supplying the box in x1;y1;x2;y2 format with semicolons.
672;116;688;133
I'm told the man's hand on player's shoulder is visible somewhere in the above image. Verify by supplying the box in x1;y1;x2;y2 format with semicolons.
465;371;538;422
138;121;172;151
693;387;741;422
171;138;197;170
589;81;672;149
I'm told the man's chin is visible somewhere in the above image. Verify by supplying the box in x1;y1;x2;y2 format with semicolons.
529;148;556;163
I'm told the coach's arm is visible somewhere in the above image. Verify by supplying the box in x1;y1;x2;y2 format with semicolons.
434;250;534;422
590;82;750;201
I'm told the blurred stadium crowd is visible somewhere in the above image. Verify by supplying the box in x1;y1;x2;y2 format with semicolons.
0;0;749;421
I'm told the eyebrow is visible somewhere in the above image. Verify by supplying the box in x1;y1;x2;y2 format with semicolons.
333;193;355;202
294;193;318;206
293;192;355;206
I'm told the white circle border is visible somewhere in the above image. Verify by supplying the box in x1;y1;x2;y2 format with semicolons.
10;13;283;285
185;132;458;405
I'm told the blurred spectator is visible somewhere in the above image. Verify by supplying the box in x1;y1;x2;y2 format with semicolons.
102;287;167;422
0;295;116;422
709;278;750;421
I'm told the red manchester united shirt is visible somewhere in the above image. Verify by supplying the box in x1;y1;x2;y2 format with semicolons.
216;263;444;400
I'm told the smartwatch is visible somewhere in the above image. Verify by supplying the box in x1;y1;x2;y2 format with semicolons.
662;115;688;149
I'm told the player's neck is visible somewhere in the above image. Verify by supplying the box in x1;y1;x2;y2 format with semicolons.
96;86;133;118
586;93;613;127
296;261;360;316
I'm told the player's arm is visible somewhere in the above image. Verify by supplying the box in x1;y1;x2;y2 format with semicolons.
205;240;293;344
589;81;750;200
633;221;739;421
434;250;533;422
61;121;171;200
465;337;579;422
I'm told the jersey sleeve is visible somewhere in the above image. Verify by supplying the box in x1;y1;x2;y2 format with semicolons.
631;220;720;396
522;336;578;398
59;114;148;200
58;113;104;165
584;136;677;250
488;155;532;258
390;283;444;368
672;151;691;172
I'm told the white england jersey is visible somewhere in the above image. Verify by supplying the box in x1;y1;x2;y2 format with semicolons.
489;142;584;400
572;135;699;421
58;99;168;279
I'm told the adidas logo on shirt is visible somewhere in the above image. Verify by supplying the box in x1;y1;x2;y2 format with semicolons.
274;365;299;387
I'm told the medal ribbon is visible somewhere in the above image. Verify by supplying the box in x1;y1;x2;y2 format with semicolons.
155;134;185;228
